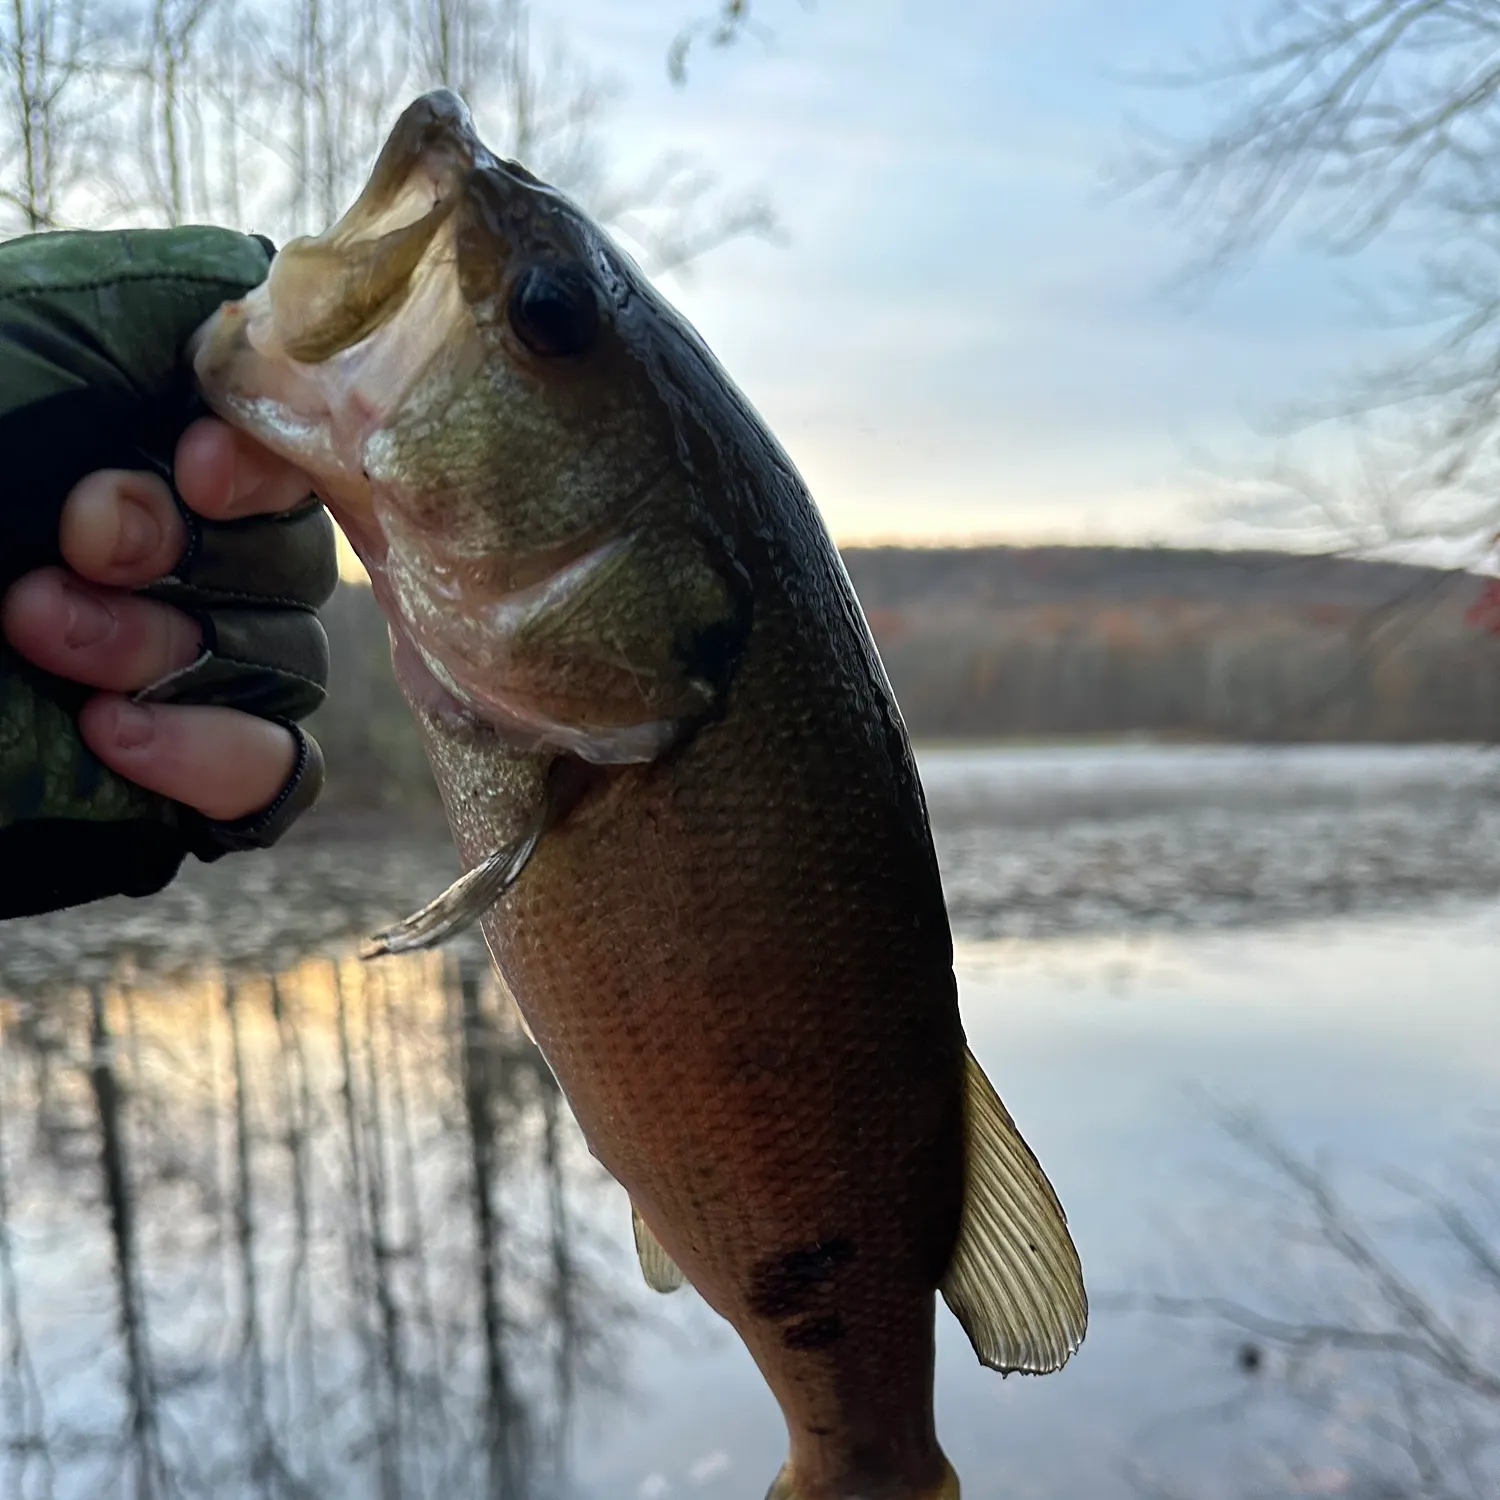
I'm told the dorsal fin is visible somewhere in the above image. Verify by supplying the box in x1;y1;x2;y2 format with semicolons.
940;1046;1087;1374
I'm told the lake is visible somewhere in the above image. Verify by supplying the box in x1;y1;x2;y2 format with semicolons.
1;744;1497;1500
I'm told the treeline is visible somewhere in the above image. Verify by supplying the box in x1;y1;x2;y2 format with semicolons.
846;546;1500;743
306;545;1500;807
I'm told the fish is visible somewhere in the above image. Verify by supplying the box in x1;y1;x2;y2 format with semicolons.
191;90;1087;1500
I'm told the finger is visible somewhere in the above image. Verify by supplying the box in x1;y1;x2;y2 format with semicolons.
1;570;201;692
175;416;315;520
79;697;298;822
58;468;187;586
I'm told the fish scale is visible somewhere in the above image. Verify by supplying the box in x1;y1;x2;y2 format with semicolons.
191;88;1087;1500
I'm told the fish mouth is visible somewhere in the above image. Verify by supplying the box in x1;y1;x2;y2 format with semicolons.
190;91;608;737
253;89;565;368
261;91;487;365
193;95;480;406
189;91;538;514
190;87;592;530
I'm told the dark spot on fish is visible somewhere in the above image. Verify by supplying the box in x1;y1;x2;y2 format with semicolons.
782;1314;846;1352
748;1238;856;1320
674;615;741;695
670;546;753;704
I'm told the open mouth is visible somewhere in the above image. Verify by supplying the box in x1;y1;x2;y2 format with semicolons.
190;93;505;533
190;91;608;748
262;92;487;366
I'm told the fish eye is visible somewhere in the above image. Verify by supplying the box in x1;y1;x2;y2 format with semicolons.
507;263;600;357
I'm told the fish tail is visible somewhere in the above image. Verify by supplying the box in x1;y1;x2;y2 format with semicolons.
765;1455;960;1499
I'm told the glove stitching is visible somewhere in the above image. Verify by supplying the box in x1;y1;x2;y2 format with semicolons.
152;584;319;611
172;585;319;609
131;645;212;703
205;655;327;694
174;505;203;575
211;723;308;834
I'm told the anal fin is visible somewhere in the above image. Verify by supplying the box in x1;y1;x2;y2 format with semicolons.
631;1203;685;1294
940;1046;1087;1375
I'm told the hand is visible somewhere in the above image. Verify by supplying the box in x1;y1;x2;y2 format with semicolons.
2;418;317;822
0;225;337;920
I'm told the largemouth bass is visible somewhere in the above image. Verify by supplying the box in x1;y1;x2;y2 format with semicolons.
192;91;1086;1500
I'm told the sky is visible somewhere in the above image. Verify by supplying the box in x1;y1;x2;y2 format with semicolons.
470;0;1416;552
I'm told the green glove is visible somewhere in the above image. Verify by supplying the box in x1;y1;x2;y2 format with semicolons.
0;227;337;919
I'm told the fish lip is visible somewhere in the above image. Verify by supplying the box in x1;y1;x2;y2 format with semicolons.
327;89;538;243
391;88;542;188
358;89;484;221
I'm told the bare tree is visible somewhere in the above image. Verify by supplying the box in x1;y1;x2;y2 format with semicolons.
456;954;529;1500
1118;1111;1500;1499
88;981;172;1500
416;0;502;104
425;0;778;276
0;1088;52;1500
1132;1;1500;561
267;0;777;271
0;0;104;228
0;0;776;297
667;0;813;86
210;0;777;270
140;0;219;223
312;0;409;232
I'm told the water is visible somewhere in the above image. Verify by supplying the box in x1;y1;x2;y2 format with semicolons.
1;744;1497;1500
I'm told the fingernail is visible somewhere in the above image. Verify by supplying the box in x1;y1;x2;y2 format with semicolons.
61;580;115;649
114;492;163;567
111;700;156;750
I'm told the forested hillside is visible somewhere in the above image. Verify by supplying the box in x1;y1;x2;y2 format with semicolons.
845;547;1500;743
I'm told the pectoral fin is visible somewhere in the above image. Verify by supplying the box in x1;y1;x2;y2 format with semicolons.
631;1203;685;1294
940;1047;1087;1375
360;820;543;957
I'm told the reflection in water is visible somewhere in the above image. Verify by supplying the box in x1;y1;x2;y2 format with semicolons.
0;945;635;1500
2;748;1498;1499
